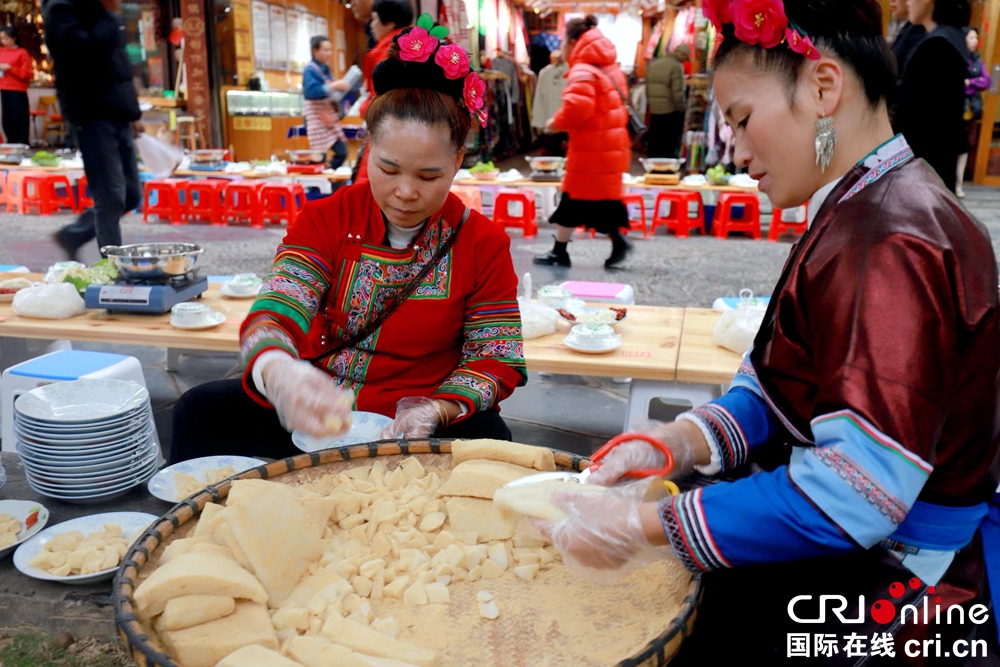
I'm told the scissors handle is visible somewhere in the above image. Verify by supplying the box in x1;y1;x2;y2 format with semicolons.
588;433;675;479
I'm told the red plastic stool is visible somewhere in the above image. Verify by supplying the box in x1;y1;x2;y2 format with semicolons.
450;185;483;213
0;171;8;208
222;181;265;227
143;179;187;224
713;192;762;240
20;173;75;216
5;171;40;213
651;191;705;238
621;193;648;239
260;183;305;227
768;202;809;242
76;176;94;212
492;189;537;237
184;180;226;224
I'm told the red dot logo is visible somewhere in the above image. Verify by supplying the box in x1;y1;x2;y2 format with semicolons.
928;586;936;594
909;577;922;590
871;600;896;624
889;582;905;598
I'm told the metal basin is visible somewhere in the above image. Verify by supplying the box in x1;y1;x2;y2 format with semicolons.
287;149;327;164
640;158;686;174
100;243;203;280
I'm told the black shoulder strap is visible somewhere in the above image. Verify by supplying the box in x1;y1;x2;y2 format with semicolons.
308;206;471;365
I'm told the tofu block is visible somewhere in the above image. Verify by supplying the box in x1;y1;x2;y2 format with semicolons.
418;512;446;533
158;595;235;632
214;644;304;667
134;553;268;620
403;581;427;606
437;460;535;500
481;559;504;580
424;582;449;604
220;487;323;607
371;616;400;639
193;504;226;539
451;439;556;472
445;498;516;542
271;606;310;633
285;569;343;606
320;614;436;666
225;480;299;507
479;599;499;620
514;563;540;581
298;497;339;533
512;517;549;548
493;480;608;522
175;472;202;500
159;601;277;667
286;637;421;667
487;543;508;571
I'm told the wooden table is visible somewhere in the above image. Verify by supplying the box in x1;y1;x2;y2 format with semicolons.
173;169;350;183
676;308;743;386
453;177;758;193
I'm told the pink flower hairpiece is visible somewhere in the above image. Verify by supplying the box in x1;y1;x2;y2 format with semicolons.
394;14;487;127
703;0;820;59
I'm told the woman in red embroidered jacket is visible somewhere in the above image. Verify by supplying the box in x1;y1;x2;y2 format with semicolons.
170;22;525;463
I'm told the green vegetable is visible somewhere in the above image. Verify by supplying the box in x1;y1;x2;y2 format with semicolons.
61;259;119;292
469;161;497;173
31;150;61;166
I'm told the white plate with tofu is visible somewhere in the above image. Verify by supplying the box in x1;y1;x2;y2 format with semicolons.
0;500;49;560
147;456;266;503
291;411;393;453
13;511;157;584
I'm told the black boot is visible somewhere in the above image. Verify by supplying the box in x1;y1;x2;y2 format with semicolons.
52;230;79;262
534;240;571;267
605;228;632;268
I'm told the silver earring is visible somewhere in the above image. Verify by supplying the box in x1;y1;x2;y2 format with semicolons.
815;116;836;173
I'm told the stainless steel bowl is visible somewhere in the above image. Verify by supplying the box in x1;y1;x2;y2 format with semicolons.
100;243;203;280
193;149;227;163
640;158;686;174
526;156;565;172
0;143;29;155
287;149;327;164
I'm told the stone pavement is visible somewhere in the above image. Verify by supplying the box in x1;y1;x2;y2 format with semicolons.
0;184;997;640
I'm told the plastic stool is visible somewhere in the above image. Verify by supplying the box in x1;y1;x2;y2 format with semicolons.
184;180;226;224
76;175;94;211
143;179;188;224
768;202;809;241
260;183;305;227
1;350;157;454
5;170;44;213
222;181;265;227
651;191;706;238
0;172;7;208
450;185;483;213
492;189;537;237
21;173;75;216
621;193;648;239
714;192;762;240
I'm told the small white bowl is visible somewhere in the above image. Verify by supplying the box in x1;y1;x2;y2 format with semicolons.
225;273;262;296
563;323;622;354
537;285;573;309
170;302;210;326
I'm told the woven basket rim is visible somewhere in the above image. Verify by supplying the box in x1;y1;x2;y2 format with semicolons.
112;438;701;667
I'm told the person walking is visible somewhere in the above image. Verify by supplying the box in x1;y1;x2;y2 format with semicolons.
0;26;33;145
533;15;632;269
895;0;970;192
303;36;351;170
956;26;991;198
645;44;688;158
45;0;142;259
532;49;568;156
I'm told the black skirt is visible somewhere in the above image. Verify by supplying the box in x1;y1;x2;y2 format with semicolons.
549;192;628;234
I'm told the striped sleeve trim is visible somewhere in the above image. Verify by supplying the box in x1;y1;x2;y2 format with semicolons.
240;314;299;368
658;489;732;572
682;403;749;472
433;369;501;413
811;410;932;475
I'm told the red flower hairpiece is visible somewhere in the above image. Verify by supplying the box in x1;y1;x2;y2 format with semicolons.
704;0;821;59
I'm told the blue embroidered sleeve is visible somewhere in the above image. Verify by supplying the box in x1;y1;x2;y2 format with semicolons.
677;351;778;474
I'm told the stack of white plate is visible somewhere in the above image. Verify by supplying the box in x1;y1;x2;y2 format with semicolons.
14;379;159;505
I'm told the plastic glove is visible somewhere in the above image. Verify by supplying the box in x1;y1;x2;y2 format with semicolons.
531;479;675;583
261;356;354;437
587;420;707;487
381;397;445;439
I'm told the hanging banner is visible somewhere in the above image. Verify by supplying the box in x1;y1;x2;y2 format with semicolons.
252;0;271;68
270;5;288;69
182;0;210;147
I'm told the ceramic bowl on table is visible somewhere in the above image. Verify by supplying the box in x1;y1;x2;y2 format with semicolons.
558;306;628;329
13;512;157;584
525;156;565;173
0;500;49;560
221;273;262;298
472;171;500;181
292;411;393;453
537;285;573;309
563;323;622;354
147;455;267;502
170;302;226;330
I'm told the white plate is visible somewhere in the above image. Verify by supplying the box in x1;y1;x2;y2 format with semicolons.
14;379;150;423
14;415;149;442
563;337;623;355
16;423;153;453
26;452;158;489
26;446;158;483
559;306;628;328
147;455;266;502
13;512;157;583
17;438;155;468
13;408;150;432
26;460;158;499
292;411;393;453
170;310;227;330
219;284;259;299
0;500;49;560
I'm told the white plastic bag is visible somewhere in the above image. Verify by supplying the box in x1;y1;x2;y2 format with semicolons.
134;133;184;178
713;289;767;354
12;283;86;319
517;272;560;339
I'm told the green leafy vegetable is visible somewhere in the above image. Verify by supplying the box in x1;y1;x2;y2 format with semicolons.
61;259;119;292
469;161;497;173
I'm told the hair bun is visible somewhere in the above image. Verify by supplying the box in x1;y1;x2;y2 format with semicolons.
583;14;598;28
371;29;465;102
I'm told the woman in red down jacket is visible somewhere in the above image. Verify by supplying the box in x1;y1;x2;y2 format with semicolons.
534;16;632;269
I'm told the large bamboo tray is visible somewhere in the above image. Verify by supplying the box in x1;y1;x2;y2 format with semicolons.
113;439;702;667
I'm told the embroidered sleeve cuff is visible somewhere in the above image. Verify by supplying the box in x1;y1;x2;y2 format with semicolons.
679;403;750;474
658;489;732;573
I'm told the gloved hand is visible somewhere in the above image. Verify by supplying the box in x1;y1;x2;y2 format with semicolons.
261;356;354;437
587;420;708;487
531;479;675;583
381;397;453;439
